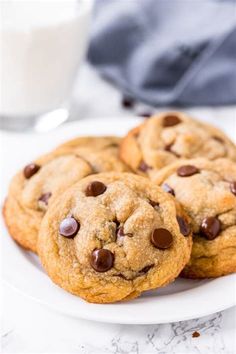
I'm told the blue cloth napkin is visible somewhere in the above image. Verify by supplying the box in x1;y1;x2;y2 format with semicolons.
88;0;236;106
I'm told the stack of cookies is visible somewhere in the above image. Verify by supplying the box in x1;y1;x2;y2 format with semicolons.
3;112;236;303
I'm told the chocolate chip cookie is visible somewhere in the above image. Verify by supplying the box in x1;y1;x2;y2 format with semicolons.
120;112;236;177
154;158;236;278
3;137;129;253
38;172;192;303
55;136;128;173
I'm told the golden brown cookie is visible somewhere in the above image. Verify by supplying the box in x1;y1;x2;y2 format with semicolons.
55;136;128;173
120;112;236;178
38;172;192;303
3;137;129;253
154;158;236;278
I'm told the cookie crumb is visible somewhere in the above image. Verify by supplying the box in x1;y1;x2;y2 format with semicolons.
192;331;200;338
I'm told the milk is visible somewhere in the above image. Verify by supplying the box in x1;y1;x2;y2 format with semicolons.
0;0;93;117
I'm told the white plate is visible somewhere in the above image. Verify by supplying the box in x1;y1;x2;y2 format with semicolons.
1;117;236;324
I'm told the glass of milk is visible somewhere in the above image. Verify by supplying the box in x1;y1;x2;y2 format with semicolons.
0;0;93;131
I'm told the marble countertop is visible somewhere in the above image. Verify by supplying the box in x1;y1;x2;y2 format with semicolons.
3;283;236;354
2;63;236;354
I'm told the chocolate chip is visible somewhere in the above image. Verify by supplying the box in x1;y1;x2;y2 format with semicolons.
122;96;134;109
192;331;200;338
162;183;175;196
151;228;173;249
90;249;114;272
177;216;191;236
149;200;159;208
200;217;221;240
24;163;40;179
177;165;199;177
38;192;52;205
85;181;107;197
230;182;236;196
163;115;181;127
138;160;151;172
59;217;80;238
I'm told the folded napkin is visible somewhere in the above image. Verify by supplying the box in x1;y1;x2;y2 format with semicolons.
88;0;236;106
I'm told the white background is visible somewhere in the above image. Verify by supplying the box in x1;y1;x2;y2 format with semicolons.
1;63;236;353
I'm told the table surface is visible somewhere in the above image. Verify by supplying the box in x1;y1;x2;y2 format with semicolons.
2;63;236;354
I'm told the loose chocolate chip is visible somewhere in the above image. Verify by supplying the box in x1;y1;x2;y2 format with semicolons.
122;96;135;109
138;160;151;172
163;115;181;127
151;228;173;249
230;182;236;196
24;163;40;179
192;331;200;338
162;183;175;196
177;165;199;177
149;200;160;208
177;216;191;236
59;217;80;238
200;217;221;240
90;249;114;272
85;181;107;197
38;192;52;205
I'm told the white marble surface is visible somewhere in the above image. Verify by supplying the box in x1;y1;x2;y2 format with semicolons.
2;283;236;354
1;63;236;354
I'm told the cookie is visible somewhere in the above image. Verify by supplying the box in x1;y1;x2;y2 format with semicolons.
55;136;128;173
154;158;236;278
3;137;129;253
120;112;236;177
38;172;192;303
